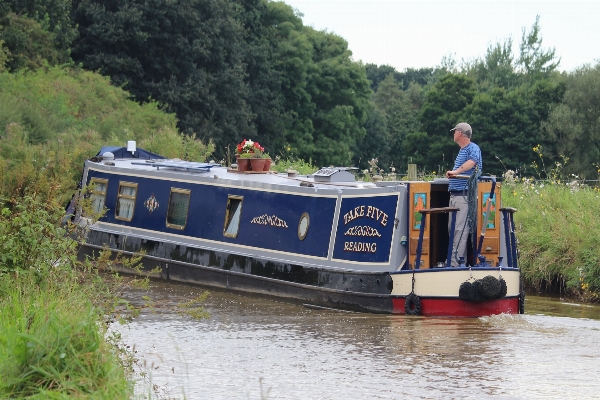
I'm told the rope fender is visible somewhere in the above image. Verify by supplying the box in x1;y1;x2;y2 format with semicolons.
404;292;422;315
459;275;508;302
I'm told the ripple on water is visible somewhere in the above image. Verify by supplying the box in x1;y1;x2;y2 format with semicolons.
113;284;600;399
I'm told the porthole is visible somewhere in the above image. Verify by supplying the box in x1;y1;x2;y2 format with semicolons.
298;212;310;240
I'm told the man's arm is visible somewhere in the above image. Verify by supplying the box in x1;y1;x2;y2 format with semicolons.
446;159;476;178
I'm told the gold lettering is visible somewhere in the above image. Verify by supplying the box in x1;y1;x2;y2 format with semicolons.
343;241;378;253
343;210;351;225
344;205;390;226
381;213;388;226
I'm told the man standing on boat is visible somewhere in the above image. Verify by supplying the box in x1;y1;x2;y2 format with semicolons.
445;122;482;267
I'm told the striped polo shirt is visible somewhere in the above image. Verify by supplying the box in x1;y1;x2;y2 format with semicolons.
448;142;482;192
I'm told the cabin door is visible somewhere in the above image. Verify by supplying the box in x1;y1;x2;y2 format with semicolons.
477;181;501;264
409;182;431;269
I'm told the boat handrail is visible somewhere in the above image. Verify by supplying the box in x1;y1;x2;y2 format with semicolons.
414;207;460;269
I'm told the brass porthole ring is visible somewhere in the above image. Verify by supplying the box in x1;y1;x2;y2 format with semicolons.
298;212;310;240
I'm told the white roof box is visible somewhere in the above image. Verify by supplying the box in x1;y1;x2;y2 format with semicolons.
313;167;357;182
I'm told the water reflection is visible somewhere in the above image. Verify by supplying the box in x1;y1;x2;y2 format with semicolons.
115;282;600;399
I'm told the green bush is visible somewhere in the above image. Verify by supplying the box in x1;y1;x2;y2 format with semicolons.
0;67;213;205
139;127;215;162
270;156;319;175
0;195;78;274
0;67;178;144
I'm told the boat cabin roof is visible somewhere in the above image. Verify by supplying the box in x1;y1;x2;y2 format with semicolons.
88;155;398;192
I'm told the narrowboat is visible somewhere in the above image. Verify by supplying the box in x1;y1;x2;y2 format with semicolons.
74;143;524;317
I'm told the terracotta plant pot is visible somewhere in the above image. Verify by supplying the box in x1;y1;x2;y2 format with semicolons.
237;157;251;171
250;158;266;172
263;158;271;171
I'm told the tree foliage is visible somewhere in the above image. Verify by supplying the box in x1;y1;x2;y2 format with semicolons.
0;6;596;178
542;63;600;178
416;73;476;172
71;0;254;155
0;0;76;70
518;15;560;79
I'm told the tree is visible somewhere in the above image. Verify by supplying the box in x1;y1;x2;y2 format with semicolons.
71;0;253;156
353;107;389;171
304;28;371;166
417;73;476;172
370;73;419;172
261;4;372;167
235;0;287;158
518;15;560;80
542;64;600;178
365;63;399;92
0;0;77;64
0;13;64;71
461;77;565;176
468;38;518;90
0;38;8;71
261;1;315;159
366;63;435;92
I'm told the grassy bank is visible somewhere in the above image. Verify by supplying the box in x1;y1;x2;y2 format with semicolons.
0;195;134;398
0;273;132;398
0;66;215;398
0;67;214;204
502;176;600;301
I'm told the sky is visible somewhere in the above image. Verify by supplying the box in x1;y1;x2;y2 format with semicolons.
282;0;600;72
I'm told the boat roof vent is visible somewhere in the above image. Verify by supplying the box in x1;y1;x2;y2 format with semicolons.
102;152;115;165
313;167;357;183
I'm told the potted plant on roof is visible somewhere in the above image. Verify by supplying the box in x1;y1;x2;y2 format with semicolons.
247;142;266;172
236;139;253;171
262;151;271;171
236;139;270;171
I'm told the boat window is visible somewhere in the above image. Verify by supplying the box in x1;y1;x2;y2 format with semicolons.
298;212;310;240
115;181;138;221
166;188;191;230
223;195;243;238
90;178;108;214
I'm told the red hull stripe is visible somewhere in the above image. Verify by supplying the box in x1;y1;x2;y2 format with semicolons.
392;297;519;317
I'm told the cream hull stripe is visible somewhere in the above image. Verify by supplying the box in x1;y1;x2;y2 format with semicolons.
391;269;520;297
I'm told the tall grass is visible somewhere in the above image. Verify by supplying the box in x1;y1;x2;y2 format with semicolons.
0;274;132;398
0;194;134;398
502;176;600;301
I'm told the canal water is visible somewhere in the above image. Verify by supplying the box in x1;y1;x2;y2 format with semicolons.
114;282;600;399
